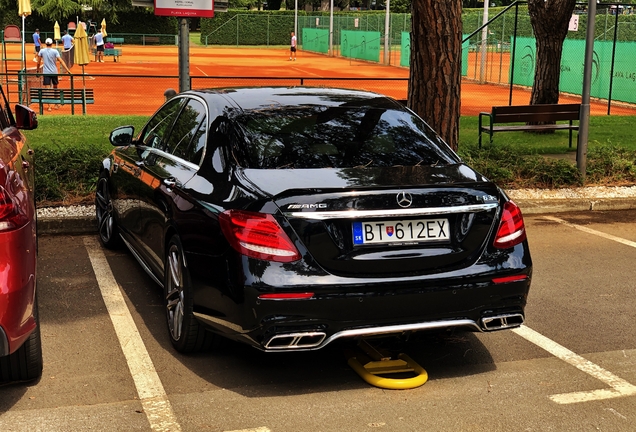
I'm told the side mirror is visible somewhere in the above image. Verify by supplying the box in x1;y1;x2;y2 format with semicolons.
110;126;135;146
14;104;38;130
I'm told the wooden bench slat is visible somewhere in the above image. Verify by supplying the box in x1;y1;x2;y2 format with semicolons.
493;112;581;123
490;124;580;132
492;103;580;115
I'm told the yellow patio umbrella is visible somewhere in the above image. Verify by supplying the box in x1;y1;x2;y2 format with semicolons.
18;0;32;71
54;21;61;41
18;0;31;16
101;18;107;38
73;22;90;89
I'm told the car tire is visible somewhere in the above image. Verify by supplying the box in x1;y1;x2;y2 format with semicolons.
0;297;43;384
95;174;121;249
164;235;215;353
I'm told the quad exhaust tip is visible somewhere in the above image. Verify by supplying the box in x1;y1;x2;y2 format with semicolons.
481;313;524;331
265;332;327;350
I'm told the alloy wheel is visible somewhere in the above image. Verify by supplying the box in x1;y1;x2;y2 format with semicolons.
166;244;185;342
95;177;116;246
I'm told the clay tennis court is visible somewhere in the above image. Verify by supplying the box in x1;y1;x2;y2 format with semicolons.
3;43;636;116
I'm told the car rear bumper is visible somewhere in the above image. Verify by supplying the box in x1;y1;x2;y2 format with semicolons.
195;274;530;352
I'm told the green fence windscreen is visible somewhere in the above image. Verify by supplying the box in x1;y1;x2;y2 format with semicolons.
511;36;636;105
302;28;329;54
341;30;381;62
400;32;410;67
401;32;470;76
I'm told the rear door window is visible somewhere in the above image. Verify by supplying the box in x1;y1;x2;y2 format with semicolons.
141;98;185;150
162;98;207;165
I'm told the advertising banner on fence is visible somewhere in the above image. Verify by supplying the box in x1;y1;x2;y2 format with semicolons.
511;36;636;105
154;0;214;17
341;30;380;62
302;28;329;54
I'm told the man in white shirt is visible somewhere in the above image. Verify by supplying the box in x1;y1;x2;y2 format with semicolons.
93;29;105;62
290;31;297;61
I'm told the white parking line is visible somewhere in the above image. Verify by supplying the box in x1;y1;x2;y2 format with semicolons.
224;428;271;432
84;237;182;431
513;326;636;404
521;216;636;403
543;215;636;248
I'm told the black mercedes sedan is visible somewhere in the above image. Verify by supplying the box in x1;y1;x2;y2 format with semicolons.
96;87;531;353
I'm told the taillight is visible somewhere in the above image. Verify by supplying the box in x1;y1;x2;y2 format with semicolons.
492;275;528;284
493;200;526;249
219;209;301;263
0;185;29;232
259;292;314;300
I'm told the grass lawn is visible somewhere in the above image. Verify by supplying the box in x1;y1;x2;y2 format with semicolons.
459;115;636;153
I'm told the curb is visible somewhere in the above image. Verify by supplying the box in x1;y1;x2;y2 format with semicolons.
38;216;97;236
514;198;636;214
37;198;636;236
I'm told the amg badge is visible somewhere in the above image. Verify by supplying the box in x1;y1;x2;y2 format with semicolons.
287;203;328;209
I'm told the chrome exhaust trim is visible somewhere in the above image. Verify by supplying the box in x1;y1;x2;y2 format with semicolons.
262;319;480;352
481;313;524;331
265;332;327;350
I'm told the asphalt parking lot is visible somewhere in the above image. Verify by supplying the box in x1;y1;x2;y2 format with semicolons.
1;211;635;432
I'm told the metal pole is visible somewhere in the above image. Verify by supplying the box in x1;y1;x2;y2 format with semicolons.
329;0;334;56
579;0;597;181
607;7;619;115
480;0;489;83
384;0;390;65
509;3;519;106
294;0;298;39
178;18;190;92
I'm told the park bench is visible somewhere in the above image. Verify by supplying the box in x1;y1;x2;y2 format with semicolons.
29;88;94;115
478;103;581;149
94;47;122;62
107;37;124;45
142;35;160;45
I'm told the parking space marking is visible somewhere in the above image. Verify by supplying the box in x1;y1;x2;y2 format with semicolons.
543;215;636;248
224;428;271;432
513;325;636;404
84;237;182;431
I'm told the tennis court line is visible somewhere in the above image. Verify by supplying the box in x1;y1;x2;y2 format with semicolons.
84;236;182;431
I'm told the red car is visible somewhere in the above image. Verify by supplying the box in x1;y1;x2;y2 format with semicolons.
0;85;41;383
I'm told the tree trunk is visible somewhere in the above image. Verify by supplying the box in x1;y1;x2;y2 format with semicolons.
527;0;577;105
408;0;462;150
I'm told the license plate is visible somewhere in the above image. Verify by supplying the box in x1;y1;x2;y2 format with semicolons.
352;218;450;245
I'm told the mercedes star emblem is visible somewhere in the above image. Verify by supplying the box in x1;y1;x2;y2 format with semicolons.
396;191;413;208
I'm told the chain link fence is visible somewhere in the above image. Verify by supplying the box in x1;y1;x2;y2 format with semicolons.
463;2;636;111
0;72;408;116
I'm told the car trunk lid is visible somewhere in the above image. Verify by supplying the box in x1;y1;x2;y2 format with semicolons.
240;165;502;277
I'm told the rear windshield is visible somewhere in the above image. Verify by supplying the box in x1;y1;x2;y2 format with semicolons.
233;105;459;169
